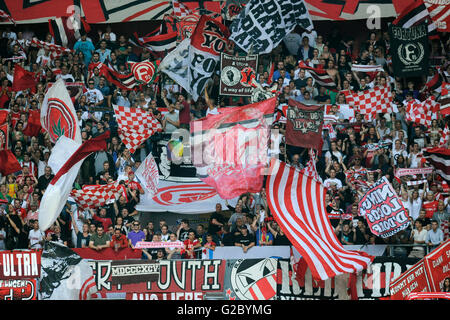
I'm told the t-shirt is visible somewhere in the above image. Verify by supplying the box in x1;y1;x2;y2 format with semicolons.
93;215;112;231
76;232;90;248
84;89;104;105
412;229;428;252
235;233;255;247
255;229;274;246
422;201;439;219
179;227;195;242
183;239;200;258
127;230;146;246
179;101;191;125
90;233;109;246
28;229;44;249
164;111;179;133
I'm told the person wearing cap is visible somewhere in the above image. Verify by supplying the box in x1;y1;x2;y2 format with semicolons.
234;225;256;254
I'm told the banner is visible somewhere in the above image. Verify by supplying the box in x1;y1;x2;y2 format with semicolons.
134;152;159;197
285;100;324;150
395;167;434;178
88;259;226;295
389;261;429;300
277;257;420;300
136;179;236;214
0;279;37;300
110;260;159;286
189;15;230;101
422;239;450;292
389;23;429;77
358;176;409;238
229;0;313;54
224;259;278;300
128;60;159;85
127;292;205;300
135;241;184;249
0;251;41;280
73;248;143;261
219;53;259;96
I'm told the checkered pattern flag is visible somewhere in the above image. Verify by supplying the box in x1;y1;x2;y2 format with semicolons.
113;105;162;154
344;85;393;119
440;124;449;147
70;183;122;210
405;96;440;127
172;0;193;18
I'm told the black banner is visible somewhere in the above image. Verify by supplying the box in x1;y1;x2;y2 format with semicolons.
389;23;429;77
219;53;259;96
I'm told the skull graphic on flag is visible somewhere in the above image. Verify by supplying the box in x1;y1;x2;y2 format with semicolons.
128;60;159;84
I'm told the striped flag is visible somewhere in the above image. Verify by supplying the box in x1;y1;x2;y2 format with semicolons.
392;0;438;38
423;147;450;181
423;68;444;93
48;16;91;47
0;9;15;25
266;160;374;280
423;0;450;32
27;38;73;60
97;64;138;90
131;31;178;52
300;149;322;183
298;61;336;89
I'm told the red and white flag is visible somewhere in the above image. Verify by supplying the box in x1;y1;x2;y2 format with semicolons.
439;124;449;147
27;38;73;61
405;96;440;127
438;82;450;115
172;0;194;18
70;183;123;210
40;79;82;144
0;9;16;25
344;85;393;119
300;149;322;183
113;105;162;154
39;131;109;232
266;160;374;280
298;61;336;89
134;152;159;197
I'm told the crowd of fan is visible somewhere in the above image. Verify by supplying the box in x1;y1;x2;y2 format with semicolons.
0;23;449;260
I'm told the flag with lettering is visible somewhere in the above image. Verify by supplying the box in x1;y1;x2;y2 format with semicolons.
358;176;410;238
285;99;324;150
188;15;230;101
134;152;159;197
229;0;313;54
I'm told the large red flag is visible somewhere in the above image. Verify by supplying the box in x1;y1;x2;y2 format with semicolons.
285;99;324;150
190;97;275;199
0;149;22;176
22;109;42;137
12;64;38;92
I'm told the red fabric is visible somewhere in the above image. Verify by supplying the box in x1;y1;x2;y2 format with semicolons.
12;64;38;92
92;214;112;231
182;239;199;259
0;149;22;175
72;247;142;260
110;234;129;249
22;109;42;137
285;99;324;150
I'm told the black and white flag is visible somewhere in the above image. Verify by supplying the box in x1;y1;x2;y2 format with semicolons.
229;0;313;54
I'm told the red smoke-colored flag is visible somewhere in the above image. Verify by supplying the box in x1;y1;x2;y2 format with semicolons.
12;64;38;92
285;99;324;150
266;159;374;280
191;97;275;199
0;122;8;151
22;109;42;137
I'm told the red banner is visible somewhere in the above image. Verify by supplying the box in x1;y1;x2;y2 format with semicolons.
0;250;41;280
0;279;37;300
389;261;430;300
73;248;142;260
423;239;450;292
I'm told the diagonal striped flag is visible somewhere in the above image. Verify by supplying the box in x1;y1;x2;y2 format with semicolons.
266;159;373;280
438;82;450;115
439;124;449;147
423;0;450;32
172;0;194;18
393;0;438;38
298;61;336;89
300;149;322;183
423;147;450;181
131;31;178;52
0;9;16;25
48;16;91;47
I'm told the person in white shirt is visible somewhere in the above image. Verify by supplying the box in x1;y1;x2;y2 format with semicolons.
56;65;75;82
408;219;428;258
324;168;343;190
84;79;104;106
28;220;45;249
325;141;343;165
301;30;318;48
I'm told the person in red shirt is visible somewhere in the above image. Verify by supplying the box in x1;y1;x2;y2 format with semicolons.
203;234;216;251
181;231;201;259
422;191;439;219
175;93;191;130
91;207;113;231
13;199;27;221
110;228;128;251
126;171;145;194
